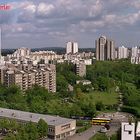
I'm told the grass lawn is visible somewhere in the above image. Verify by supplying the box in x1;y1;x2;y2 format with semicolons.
89;133;108;140
87;91;118;105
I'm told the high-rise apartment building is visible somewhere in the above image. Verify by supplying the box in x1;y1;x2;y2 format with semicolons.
131;46;140;64
66;42;78;54
96;36;115;61
75;63;86;77
118;46;128;59
131;46;140;57
0;64;56;93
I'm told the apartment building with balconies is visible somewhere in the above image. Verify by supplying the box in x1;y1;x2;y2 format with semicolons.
0;64;56;93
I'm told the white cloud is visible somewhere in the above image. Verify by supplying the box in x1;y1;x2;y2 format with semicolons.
24;4;36;13
89;0;102;17
37;3;55;16
2;0;140;48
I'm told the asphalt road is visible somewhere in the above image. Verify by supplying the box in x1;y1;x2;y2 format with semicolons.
67;126;100;140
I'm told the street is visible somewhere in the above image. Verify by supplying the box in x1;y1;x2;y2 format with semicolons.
67;126;100;140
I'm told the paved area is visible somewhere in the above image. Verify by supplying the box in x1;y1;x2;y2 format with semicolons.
68;112;134;140
97;112;133;122
67;126;100;140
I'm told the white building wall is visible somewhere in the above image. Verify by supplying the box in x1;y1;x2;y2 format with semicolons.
121;122;135;140
73;42;78;54
66;42;78;54
118;46;128;59
66;42;72;54
132;46;139;57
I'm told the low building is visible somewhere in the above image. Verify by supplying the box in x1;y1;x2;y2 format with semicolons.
76;80;91;85
0;107;76;140
121;122;135;140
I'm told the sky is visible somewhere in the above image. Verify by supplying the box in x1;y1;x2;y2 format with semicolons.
1;0;140;49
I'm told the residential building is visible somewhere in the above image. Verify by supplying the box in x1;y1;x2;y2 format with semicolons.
121;122;135;140
96;36;115;61
0;107;76;140
118;46;128;59
66;42;78;54
75;63;86;77
131;56;140;64
12;47;31;58
131;46;140;57
30;51;57;64
131;47;140;64
0;64;56;93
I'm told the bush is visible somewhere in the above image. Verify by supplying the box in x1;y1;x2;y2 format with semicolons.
122;106;140;117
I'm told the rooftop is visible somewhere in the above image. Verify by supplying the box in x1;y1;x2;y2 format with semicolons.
0;108;74;126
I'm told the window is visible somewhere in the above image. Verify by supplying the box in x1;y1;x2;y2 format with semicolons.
128;131;132;134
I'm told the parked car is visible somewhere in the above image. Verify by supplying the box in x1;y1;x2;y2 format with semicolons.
100;126;107;133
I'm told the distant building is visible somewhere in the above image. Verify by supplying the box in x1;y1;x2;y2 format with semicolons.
121;122;135;140
80;59;92;65
12;47;31;58
0;107;76;140
118;46;128;59
131;56;140;64
66;42;78;54
131;46;140;57
76;80;91;85
96;36;115;61
75;63;86;77
30;51;57;64
131;47;140;64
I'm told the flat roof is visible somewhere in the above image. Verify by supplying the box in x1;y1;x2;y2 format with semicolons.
136;122;140;137
0;108;74;126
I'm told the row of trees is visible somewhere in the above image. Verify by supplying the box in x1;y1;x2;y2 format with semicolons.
0;118;48;140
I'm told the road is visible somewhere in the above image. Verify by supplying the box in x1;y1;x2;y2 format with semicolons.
67;126;100;140
68;112;133;140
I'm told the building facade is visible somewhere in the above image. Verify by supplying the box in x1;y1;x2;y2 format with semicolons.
121;122;135;140
75;63;86;77
66;42;78;54
96;36;115;61
136;122;140;140
118;46;128;59
131;46;140;64
0;64;56;93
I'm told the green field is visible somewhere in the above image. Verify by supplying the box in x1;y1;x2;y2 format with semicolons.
87;91;119;105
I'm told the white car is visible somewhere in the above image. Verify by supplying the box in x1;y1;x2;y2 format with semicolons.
100;126;107;133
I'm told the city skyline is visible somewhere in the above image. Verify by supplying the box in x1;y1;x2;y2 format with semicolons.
1;0;140;48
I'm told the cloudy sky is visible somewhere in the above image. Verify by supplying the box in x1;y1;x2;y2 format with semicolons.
0;0;140;49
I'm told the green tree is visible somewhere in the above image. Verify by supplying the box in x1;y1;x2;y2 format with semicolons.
25;122;39;140
96;101;105;111
37;119;48;138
